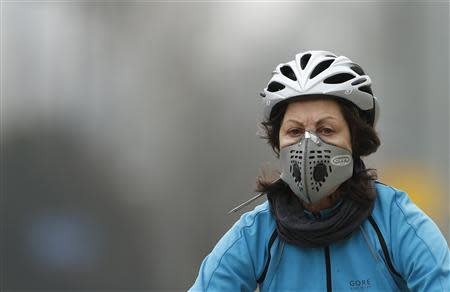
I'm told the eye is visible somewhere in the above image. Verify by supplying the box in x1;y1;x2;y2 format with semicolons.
319;127;334;135
287;128;304;137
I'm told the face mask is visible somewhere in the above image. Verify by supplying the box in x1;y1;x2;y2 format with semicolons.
280;131;353;204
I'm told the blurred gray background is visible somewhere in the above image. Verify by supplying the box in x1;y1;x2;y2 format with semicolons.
2;1;449;291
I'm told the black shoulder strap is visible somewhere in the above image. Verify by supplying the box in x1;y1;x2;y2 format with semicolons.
367;215;402;278
257;228;278;284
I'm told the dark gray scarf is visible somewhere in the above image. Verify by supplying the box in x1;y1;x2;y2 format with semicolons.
267;159;375;248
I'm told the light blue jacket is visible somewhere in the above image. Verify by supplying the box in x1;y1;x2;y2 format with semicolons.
189;182;450;291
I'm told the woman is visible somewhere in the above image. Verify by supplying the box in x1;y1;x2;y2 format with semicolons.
189;50;449;291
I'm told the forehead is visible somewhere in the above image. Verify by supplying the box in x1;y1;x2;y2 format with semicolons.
283;98;344;123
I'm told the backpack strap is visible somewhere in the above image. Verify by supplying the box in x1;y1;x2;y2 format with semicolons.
257;228;278;284
367;215;402;278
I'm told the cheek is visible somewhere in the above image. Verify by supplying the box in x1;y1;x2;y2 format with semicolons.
324;130;352;152
279;132;298;149
279;132;287;149
341;129;352;152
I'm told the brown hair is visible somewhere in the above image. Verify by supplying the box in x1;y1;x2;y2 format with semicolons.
256;95;381;207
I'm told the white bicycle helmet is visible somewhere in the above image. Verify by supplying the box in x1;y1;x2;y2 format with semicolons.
260;50;380;126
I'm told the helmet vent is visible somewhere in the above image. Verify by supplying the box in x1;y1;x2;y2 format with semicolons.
267;81;285;92
300;53;311;70
358;85;373;95
310;59;334;79
351;77;367;86
280;65;297;81
351;64;365;75
323;73;355;84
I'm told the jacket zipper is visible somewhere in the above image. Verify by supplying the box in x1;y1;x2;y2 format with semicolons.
324;246;332;292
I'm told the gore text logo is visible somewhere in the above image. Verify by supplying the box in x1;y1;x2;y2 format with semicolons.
349;279;372;290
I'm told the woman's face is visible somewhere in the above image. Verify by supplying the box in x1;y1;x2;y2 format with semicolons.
279;98;352;152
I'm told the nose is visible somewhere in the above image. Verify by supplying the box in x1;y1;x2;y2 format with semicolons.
304;130;321;145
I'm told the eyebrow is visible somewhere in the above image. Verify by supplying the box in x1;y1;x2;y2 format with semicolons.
285;116;337;126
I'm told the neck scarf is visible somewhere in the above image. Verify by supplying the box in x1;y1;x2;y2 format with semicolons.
267;159;375;248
